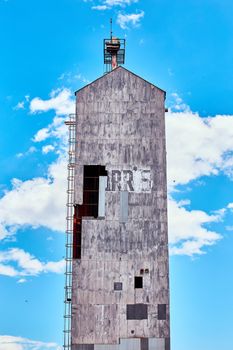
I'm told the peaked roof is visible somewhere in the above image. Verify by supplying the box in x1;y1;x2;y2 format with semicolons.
75;66;166;95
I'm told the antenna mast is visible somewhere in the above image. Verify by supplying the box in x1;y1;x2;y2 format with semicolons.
110;18;113;41
103;19;125;73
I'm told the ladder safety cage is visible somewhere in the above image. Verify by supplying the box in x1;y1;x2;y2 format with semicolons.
64;113;76;350
103;38;125;73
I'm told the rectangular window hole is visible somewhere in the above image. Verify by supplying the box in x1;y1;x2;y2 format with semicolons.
75;345;94;350
127;304;148;320
73;165;107;260
135;276;143;288
158;304;167;320
140;338;149;350
114;282;122;291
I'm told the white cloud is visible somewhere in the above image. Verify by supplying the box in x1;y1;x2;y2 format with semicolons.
0;155;67;237
168;198;222;256
0;335;61;350
0;248;65;277
16;146;37;158
30;88;75;116
117;11;144;29
13;95;31;111
105;0;137;6
166;111;233;187
42;145;55;154
91;0;137;9
13;101;25;110
0;223;11;241
58;71;89;84
16;153;24;158
28;146;36;154
92;4;108;10
0;264;18;277
33;116;68;153
33;128;50;142
31;89;71;148
0;92;70;241
17;278;26;283
169;92;190;112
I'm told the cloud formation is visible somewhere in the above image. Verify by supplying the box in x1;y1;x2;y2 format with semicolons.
33;116;68;149
168;198;222;255
91;0;138;10
166;111;233;187
13;101;25;110
0;156;67;239
42;145;55;154
16;146;37;159
169;92;191;113
0;248;65;277
30;88;75;116
117;11;144;29
0;89;73;241
0;335;61;350
92;4;108;10
105;0;137;6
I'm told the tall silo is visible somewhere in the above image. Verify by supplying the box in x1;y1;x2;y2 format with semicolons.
64;34;170;350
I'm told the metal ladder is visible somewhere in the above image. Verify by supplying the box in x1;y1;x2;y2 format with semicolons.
64;113;76;350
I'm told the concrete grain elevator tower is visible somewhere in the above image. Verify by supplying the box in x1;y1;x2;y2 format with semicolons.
64;30;170;350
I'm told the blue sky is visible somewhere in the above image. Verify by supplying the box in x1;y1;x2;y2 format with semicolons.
1;0;233;349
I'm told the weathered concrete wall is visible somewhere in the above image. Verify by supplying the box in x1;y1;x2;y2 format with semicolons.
72;67;170;350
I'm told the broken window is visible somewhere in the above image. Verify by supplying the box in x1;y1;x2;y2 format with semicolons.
114;282;123;291
73;165;107;259
134;276;143;289
158;304;167;320
126;304;148;320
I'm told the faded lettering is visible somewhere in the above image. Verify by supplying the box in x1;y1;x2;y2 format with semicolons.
123;170;134;191
106;168;152;193
141;170;151;192
112;170;121;191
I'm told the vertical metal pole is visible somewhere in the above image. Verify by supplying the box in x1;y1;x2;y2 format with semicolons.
110;18;113;41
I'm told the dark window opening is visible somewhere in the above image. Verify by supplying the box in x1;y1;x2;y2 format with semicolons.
158;304;167;320
73;165;107;259
127;304;148;320
114;282;123;291
141;338;149;350
76;345;94;350
135;276;143;288
165;338;170;350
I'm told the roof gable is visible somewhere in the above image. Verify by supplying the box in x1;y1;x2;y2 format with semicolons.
75;66;166;96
